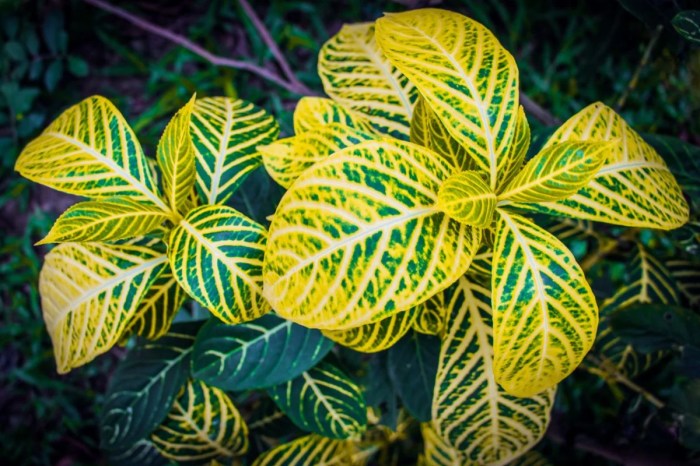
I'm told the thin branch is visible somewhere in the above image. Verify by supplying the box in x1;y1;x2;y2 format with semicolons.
83;0;313;96
520;92;561;126
616;25;663;111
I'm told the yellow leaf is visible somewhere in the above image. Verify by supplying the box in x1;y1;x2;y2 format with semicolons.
251;434;360;466
412;293;446;336
420;423;465;466
15;95;170;212
263;139;481;330
499;105;531;189
510;102;689;229
322;306;417;352
293;96;375;135
376;9;519;190
318;23;418;140
437;170;496;227
492;210;597;396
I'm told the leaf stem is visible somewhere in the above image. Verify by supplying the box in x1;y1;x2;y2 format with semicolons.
585;354;665;409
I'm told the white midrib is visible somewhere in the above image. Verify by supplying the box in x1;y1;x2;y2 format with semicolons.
360;38;413;119
301;371;348;432
173;401;233;457
474;319;501;453
208;99;233;204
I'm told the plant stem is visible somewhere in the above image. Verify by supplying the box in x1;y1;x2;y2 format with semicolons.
585;354;665;409
615;25;663;111
520;92;561;126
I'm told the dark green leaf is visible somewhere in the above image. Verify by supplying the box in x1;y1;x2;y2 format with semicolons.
267;360;367;439
362;351;398;430
100;321;202;451
44;59;63;91
5;41;26;61
192;313;334;391
42;10;64;55
670;380;700;450
680;346;700;377
29;60;43;81
610;304;700;352
387;330;440;422
67;55;89;77
672;10;700;44
106;438;171;466
23;28;39;56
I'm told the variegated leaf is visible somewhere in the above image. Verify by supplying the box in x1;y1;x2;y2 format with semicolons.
413;293;446;336
410;96;471;171
438;170;496;227
157;94;196;215
260;123;374;189
509;103;689;229
541;216;599;243
499;141;610;203
499;106;531;189
293;96;374;135
168;205;268;325
322;306;416;353
251;434;360;466
376;9;519;190
191;97;279;205
468;247;494;280
263;139;481;330
192;313;334;391
493;210;597;396
38;198;169;245
419;423;465;466
318;23;417;140
15;95;170;212
267;360;367;439
666;259;700;309
39;241;168;373
434;276;555;463
151;379;248;462
106;439;169;466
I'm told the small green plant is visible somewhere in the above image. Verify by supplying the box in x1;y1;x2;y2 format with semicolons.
15;7;694;465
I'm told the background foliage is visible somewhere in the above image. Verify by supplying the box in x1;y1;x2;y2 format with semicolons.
1;0;698;464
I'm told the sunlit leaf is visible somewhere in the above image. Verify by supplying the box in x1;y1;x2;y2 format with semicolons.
251;434;360;466
437;170;496;227
418;423;465;466
322;307;416;353
293;96;374;135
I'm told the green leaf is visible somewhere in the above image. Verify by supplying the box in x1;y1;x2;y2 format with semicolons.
318;23;418;140
388;331;439;422
151;379;248;462
665;259;700;309
168;205;268;325
37;198;169;245
376;9;519;190
670;380;700;450
106;438;170;466
100;322;201;451
672;10;700;44
44;59;63;91
433;277;555;461
437;170;496;227
157;95;196;215
251;434;359;466
15;95;170;212
263;139;481;330
610;304;700;352
492;210;597;396
39;241;168;373
67;55;89;77
267;360;367;439
293;96;374;135
192;313;334;391
419;423;465;466
4;41;26;61
190;97;279;205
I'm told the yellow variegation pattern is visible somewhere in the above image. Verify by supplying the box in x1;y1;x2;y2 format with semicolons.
190;97;279;205
322;307;417;352
15;95;170;212
251;434;361;466
260;123;374;189
293;97;374;135
39;241;168;373
413;293;446;336
318;23;417;140
38;198;169;245
510;102;689;229
499;141;610;203
263;139;481;330
157;94;196;215
411;97;471;171
376;9;519;189
151;380;248;462
168;205;268;325
493;210;598;396
434;277;555;463
438;170;496;227
499;106;531;188
419;423;465;466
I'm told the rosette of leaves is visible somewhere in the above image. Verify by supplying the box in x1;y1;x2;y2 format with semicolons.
260;7;689;464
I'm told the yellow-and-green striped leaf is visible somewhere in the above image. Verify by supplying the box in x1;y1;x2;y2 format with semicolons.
376;9;519;190
437;170;496;227
413;294;445;336
434;276;555;463
190;97;279;205
322;307;417;353
293;96;374;135
260;123;375;189
499;106;531;188
318;23;418;140
157;95;196;215
499;141;610;203
263;139;481;330
15;95;170;212
151;379;248;462
39;241;168;373
410;96;471;171
37;198;169;245
168;205;268;325
267;360;367;439
510;102;689;229
419;423;465;466
468;247;494;280
666;259;700;309
493;210;597;396
251;434;360;466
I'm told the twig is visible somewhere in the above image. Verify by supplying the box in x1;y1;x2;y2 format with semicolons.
83;0;313;96
237;0;315;95
585;353;665;409
616;25;663;111
520;92;561;126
